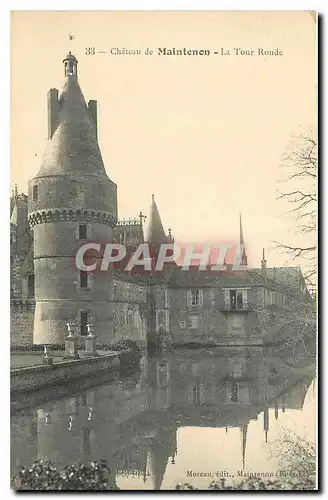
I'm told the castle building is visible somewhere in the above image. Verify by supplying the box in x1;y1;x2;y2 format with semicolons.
10;52;314;349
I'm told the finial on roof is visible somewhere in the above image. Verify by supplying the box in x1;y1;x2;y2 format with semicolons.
63;51;78;77
139;210;147;226
262;248;266;261
14;184;18;198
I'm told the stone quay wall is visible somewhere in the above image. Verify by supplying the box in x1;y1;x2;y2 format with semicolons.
11;352;120;394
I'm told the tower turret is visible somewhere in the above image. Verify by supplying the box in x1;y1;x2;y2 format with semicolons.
28;53;117;344
63;51;78;77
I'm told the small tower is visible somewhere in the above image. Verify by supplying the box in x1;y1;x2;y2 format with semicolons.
28;52;117;344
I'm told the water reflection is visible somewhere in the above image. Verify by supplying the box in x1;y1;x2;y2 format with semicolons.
11;347;316;490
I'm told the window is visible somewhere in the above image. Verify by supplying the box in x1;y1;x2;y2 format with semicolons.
81;311;89;336
266;290;273;305
80;271;88;288
231;362;242;378
127;310;134;329
27;274;35;298
179;321;186;329
189;384;204;404
164;289;169;307
190;314;199;329
231;383;239;402
192;290;199;306
187;289;203;306
79;224;87;239
33;185;38;202
225;289;247;310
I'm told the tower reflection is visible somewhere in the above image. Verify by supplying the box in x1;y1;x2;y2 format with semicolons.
11;346;315;489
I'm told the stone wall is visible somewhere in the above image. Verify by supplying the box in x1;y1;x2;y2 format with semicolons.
112;277;148;347
10;275;149;348
11;352;120;394
10;279;289;349
11;301;35;346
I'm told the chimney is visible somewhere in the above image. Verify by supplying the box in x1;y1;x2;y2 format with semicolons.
47;88;59;139
88;100;98;138
261;248;267;284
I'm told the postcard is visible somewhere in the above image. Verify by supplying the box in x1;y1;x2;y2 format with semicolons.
10;11;317;491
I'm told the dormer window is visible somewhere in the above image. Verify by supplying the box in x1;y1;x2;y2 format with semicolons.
33;185;38;202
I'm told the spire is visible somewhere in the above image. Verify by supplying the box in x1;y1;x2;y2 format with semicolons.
240;424;248;470
147;195;168;245
239;213;247;266
147;445;169;490
239;213;244;245
263;406;269;443
35;53;107;179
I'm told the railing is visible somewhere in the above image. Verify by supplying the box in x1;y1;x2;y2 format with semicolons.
221;303;251;312
116;218;141;226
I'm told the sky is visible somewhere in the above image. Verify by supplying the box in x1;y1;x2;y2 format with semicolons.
11;11;317;269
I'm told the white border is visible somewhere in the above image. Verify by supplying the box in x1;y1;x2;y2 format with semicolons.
2;3;324;498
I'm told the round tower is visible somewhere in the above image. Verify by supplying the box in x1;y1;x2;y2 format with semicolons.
28;52;117;345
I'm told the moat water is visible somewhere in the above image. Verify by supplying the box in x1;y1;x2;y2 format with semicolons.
11;346;316;490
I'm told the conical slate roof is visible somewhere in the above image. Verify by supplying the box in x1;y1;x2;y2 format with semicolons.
147;195;168;245
36;63;107;179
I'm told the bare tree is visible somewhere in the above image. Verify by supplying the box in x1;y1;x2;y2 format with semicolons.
275;130;317;289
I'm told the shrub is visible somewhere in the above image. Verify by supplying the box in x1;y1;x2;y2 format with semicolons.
11;344;65;353
12;460;118;491
112;338;141;355
96;338;141;354
176;476;316;491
